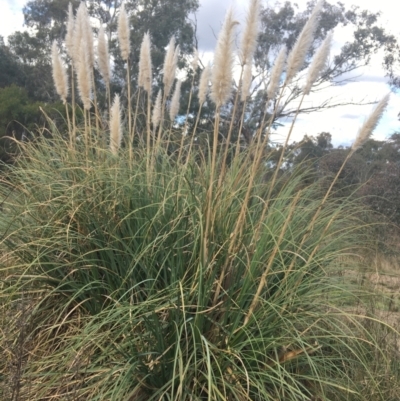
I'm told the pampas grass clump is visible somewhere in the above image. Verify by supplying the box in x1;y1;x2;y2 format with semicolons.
1;2;398;401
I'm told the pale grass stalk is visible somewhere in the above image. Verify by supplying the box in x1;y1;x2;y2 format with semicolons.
97;25;111;111
110;95;122;155
254;94;306;240
239;0;260;66
243;191;301;325
118;2;132;159
163;37;178;97
131;86;141;147
65;3;76;145
73;2;100;135
77;3;100;138
185;64;210;165
146;89;152;162
256;94;390;298
223;84;291;299
205;6;238;260
233;63;252;159
51;41;71;146
213;7;241;185
255;23;328;228
203;110;221;264
245;45;286;160
76;40;92;155
178;49;199;161
285;0;324;85
150;90;162;173
303;32;332;95
69;64;76;147
217;67;243;188
167;80;181;150
158;39;179;146
138;32;153;153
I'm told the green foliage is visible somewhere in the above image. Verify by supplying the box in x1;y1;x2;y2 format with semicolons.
0;130;397;400
0;36;24;88
0;85;69;163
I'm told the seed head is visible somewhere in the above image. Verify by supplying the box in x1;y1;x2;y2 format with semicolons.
285;0;324;85
352;93;390;152
169;80;181;121
97;25;111;86
267;45;287;100
152;90;163;131
163;37;178;97
138;32;153;93
210;7;238;106
110;94;123;155
241;61;253;102
240;0;260;66
65;3;75;60
76;41;92;110
118;2;130;61
51;41;69;104
303;32;332;95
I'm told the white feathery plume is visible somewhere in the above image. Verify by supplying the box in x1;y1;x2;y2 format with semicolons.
51;41;69;104
198;63;211;104
267;45;287;100
210;7;238;106
82;4;94;69
97;25;111;85
76;41;92;110
71;4;85;65
110;94;122;155
138;32;153;93
169;80;181;121
285;0;324;85
163;37;178;97
118;2;130;60
239;0;260;66
65;3;75;60
303;32;332;95
352;93;390;152
241;61;253;102
152;90;163;130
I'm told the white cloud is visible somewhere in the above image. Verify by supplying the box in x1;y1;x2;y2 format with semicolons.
0;0;26;40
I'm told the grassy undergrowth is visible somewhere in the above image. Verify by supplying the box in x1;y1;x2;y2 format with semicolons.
1;132;399;400
1;0;399;399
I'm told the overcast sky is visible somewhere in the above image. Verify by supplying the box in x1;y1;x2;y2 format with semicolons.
1;0;399;146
